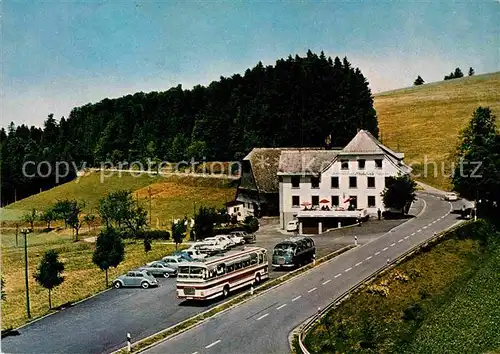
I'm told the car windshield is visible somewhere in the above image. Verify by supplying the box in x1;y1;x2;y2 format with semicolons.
274;244;295;256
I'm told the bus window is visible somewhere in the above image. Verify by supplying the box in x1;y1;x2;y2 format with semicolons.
227;264;235;273
250;253;258;265
217;264;225;276
259;254;264;264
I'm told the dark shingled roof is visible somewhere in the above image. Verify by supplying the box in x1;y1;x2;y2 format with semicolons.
243;147;325;193
278;150;340;175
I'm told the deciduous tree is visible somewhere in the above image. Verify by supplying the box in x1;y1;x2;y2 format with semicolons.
34;250;65;309
381;175;417;215
92;227;125;287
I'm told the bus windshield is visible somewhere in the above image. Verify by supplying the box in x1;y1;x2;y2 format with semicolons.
273;244;295;256
178;266;207;279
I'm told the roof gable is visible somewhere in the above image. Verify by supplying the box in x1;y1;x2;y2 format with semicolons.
342;129;404;159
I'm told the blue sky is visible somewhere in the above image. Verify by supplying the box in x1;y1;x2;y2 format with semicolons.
2;1;499;128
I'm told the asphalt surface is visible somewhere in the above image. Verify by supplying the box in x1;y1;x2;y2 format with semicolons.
144;193;464;354
1;193;460;354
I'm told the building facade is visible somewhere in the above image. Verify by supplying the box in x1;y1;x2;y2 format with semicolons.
278;130;412;233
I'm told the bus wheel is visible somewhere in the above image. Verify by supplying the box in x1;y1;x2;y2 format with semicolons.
254;273;261;285
223;285;230;298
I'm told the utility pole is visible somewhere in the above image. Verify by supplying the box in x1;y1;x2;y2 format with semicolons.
148;187;152;226
15;223;19;247
21;228;31;319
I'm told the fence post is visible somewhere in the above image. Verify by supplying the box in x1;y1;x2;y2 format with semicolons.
127;332;131;352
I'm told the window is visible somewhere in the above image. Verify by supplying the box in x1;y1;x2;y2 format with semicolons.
349;196;357;209
341;160;349;170
292;196;300;207
331;196;339;207
291;176;300;188
368;196;376;207
311;176;320;188
312;196;319;206
375;159;383;168
259;254;264;264
331;176;339;188
349;176;357;188
367;176;375;188
358;159;366;169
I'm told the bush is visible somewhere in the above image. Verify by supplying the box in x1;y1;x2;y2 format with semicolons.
402;303;424;322
132;230;170;240
244;217;259;233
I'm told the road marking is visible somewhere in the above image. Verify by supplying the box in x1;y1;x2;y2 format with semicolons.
398;239;403;243
423;225;428;229
404;236;409;240
256;313;269;321
205;340;221;348
375;251;381;255
411;232;415;236
417;229;422;233
366;256;372;260
192;352;199;354
382;247;388;252
292;295;302;302
345;267;352;272
355;262;362;267
334;273;342;278
432;220;436;224
390;243;396;247
322;279;331;285
276;304;287;310
308;287;317;293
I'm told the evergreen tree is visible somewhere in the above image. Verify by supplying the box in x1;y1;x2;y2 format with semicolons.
414;75;425;85
468;67;475;76
92;227;125;287
34;250;65;309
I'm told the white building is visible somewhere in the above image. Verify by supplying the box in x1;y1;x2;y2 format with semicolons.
226;200;255;222
278;130;412;234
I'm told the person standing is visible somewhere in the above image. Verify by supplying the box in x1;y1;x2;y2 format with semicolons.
354;235;358;246
377;208;382;220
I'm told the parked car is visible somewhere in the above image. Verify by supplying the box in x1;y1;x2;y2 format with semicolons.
214;235;236;248
188;241;224;255
138;261;177;278
173;251;195;262
227;233;245;245
230;230;256;244
204;236;232;250
181;249;207;261
444;192;459;201
161;255;189;267
112;270;158;289
286;220;299;232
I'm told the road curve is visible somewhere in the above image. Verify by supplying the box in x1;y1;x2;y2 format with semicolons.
144;193;462;354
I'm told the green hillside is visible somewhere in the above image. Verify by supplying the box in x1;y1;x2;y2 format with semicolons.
374;72;500;190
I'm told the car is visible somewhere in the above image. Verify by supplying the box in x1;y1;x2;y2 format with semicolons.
194;240;225;255
230;230;256;244
112;270;158;289
227;233;245;245
180;249;207;261
444;192;459;201
138;261;177;278
215;235;236;247
161;255;189;266
286;220;299;232
204;236;232;250
173;251;195;262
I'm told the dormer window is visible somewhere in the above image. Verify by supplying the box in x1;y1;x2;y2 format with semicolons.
291;176;300;188
341;160;349;170
358;159;365;169
375;159;383;169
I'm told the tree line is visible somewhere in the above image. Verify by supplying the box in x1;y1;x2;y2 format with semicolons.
413;67;475;86
1;50;378;205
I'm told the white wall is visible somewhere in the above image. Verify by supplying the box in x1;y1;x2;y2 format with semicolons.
280;154;404;219
227;203;254;222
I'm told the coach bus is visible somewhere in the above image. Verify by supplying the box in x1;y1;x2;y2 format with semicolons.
176;246;268;300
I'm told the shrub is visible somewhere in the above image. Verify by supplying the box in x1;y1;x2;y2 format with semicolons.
402;303;424;322
366;284;389;297
393;270;409;282
244;217;259;233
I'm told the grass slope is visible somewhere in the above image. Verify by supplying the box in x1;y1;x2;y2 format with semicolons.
2;172;236;223
374;72;500;190
304;221;500;354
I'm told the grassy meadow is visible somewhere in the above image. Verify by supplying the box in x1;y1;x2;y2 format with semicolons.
0;229;181;329
374;71;500;190
304;221;500;354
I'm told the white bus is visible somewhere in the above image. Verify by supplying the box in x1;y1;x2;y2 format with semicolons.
176;246;269;300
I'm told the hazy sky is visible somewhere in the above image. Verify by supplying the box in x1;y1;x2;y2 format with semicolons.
2;1;499;128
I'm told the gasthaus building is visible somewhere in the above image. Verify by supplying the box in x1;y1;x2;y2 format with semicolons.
278;130;412;234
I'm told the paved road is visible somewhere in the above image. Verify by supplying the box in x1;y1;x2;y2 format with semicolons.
144;192;463;354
